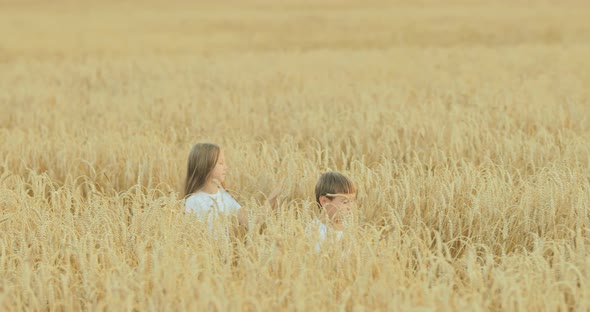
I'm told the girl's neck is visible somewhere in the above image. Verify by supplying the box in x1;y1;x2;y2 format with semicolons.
201;180;219;194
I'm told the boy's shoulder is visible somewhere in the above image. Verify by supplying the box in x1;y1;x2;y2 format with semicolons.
306;218;328;239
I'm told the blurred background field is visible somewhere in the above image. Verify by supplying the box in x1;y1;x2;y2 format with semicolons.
1;0;589;311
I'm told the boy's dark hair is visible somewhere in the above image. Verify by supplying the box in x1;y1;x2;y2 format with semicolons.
314;171;356;207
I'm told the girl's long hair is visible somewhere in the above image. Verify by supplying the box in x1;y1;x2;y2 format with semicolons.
183;143;220;198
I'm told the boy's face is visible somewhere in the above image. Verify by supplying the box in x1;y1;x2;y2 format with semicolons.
320;193;356;223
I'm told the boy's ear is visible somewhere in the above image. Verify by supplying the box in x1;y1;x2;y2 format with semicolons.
319;195;330;207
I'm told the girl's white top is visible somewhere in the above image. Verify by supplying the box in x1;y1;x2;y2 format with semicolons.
185;189;242;242
185;189;241;219
307;218;343;252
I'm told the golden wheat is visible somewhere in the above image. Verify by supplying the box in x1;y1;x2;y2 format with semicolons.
1;0;590;311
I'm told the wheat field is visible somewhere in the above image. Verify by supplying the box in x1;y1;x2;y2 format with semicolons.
1;0;590;311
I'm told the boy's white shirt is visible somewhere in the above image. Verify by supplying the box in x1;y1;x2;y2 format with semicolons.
307;218;344;252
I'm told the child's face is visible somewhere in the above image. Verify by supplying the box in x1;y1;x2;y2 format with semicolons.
321;193;356;223
210;151;227;183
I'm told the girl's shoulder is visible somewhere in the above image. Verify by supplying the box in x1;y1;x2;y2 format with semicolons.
219;189;241;210
186;191;213;202
185;192;215;212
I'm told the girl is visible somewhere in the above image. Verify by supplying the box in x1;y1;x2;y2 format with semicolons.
183;142;280;229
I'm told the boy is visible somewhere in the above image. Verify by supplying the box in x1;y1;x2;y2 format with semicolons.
308;171;357;251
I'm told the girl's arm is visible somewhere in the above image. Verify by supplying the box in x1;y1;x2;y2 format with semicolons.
236;205;249;227
264;185;282;211
253;184;283;225
235;184;283;229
